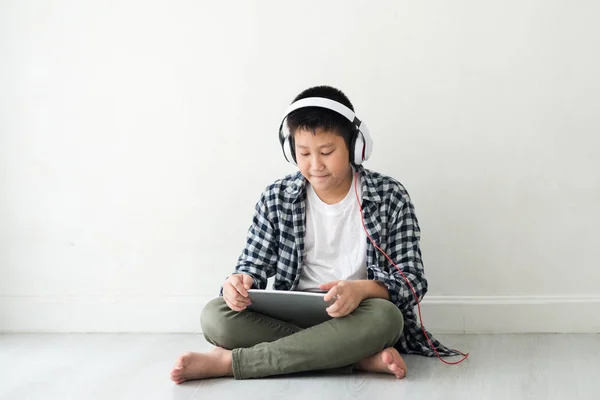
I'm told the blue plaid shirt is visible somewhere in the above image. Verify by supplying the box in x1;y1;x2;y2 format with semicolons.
229;166;458;357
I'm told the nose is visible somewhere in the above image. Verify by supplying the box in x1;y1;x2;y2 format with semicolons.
309;154;325;170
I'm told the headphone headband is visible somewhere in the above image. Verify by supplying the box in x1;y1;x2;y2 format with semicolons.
283;97;356;124
278;97;373;166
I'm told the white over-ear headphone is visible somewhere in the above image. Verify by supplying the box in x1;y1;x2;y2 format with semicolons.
278;97;373;166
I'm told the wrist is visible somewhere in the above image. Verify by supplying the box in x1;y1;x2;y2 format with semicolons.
355;280;369;301
357;280;376;301
358;280;390;301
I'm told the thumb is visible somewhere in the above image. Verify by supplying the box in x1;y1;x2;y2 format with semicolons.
242;274;254;290
319;280;340;290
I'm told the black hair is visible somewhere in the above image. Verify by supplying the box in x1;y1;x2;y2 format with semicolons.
286;85;356;154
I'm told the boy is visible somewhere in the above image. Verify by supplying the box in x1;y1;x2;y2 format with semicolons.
170;85;459;382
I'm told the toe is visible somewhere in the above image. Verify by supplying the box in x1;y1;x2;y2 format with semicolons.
389;363;405;379
171;370;182;378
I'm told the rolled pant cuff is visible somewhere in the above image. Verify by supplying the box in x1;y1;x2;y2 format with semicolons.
232;348;245;380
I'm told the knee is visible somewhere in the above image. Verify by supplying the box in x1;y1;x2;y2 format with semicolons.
200;297;235;348
362;298;404;345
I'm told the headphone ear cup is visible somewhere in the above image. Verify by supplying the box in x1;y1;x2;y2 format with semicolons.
353;132;366;165
348;131;357;165
282;136;297;166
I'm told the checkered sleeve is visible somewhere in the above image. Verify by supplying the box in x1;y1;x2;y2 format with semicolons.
228;191;278;290
369;195;428;313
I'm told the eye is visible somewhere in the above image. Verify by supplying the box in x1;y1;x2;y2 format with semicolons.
299;153;309;157
321;150;334;156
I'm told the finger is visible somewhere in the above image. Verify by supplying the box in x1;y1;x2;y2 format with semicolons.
224;292;251;308
223;294;235;309
324;285;340;302
235;297;252;307
326;295;342;311
232;279;249;297
236;293;252;305
330;307;351;318
224;291;248;310
327;308;343;318
223;281;237;298
242;274;254;290
225;302;246;312
329;299;356;318
338;304;353;317
327;310;341;318
326;296;344;315
327;304;342;317
226;294;251;308
319;280;340;291
224;298;244;312
328;308;346;318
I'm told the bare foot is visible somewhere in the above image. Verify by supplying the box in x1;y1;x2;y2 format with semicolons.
170;348;234;384
355;347;408;379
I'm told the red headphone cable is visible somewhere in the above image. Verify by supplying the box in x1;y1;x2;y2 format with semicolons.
353;171;469;365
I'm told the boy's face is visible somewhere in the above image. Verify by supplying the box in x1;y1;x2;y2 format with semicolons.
294;128;353;196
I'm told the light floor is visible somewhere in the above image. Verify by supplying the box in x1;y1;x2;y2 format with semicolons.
0;333;598;400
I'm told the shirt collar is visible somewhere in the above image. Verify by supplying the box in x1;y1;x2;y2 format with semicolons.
285;165;382;204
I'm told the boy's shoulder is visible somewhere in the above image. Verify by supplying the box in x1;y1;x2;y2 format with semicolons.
259;170;306;204
361;167;412;204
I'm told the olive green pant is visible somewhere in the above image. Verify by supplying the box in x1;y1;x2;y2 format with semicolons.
200;297;404;380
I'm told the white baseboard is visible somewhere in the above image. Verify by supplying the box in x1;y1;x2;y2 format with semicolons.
417;295;600;333
1;295;599;333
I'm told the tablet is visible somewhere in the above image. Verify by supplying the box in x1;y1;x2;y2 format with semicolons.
246;289;335;328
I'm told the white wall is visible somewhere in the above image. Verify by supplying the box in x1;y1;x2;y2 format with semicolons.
1;0;599;333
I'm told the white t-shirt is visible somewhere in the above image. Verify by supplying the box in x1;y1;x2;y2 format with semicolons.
296;174;368;291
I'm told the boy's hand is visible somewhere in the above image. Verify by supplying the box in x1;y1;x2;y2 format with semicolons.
223;274;254;312
320;280;365;318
